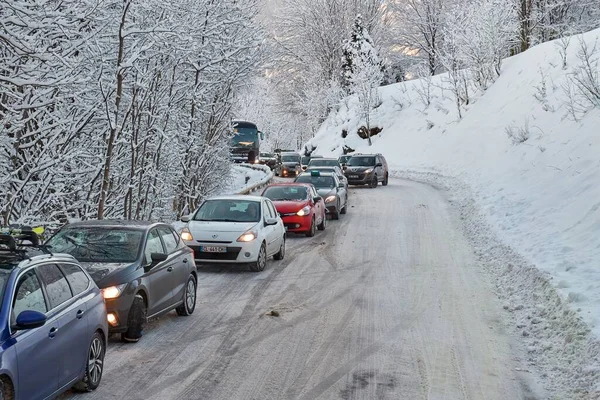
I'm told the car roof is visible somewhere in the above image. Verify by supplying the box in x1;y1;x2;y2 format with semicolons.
206;195;264;202
64;220;160;229
0;252;78;270
310;157;338;161
281;152;300;156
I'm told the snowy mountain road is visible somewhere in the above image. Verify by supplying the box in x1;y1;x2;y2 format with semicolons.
65;178;542;400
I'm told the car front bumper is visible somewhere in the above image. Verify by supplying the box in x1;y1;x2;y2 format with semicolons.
185;239;263;264
104;292;135;334
280;214;312;232
345;172;374;185
280;168;300;177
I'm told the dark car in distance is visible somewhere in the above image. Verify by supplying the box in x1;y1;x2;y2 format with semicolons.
344;153;389;188
258;152;277;169
275;152;302;177
46;220;198;342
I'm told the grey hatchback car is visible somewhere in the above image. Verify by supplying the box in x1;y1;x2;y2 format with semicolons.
46;220;197;342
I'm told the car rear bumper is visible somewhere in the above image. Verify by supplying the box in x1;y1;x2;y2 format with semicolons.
186;240;262;264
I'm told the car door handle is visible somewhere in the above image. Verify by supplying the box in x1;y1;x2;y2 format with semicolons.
49;327;58;338
167;267;173;272
76;310;85;319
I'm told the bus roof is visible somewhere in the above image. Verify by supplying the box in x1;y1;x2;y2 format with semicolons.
232;120;258;129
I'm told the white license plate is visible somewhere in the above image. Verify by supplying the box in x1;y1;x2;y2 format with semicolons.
200;246;227;253
349;175;359;178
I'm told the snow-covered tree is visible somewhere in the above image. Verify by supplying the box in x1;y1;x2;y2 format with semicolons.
343;16;385;146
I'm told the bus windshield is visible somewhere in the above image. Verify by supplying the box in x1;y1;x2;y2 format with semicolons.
231;127;258;147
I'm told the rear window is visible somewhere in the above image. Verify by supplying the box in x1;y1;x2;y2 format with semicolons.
46;227;144;263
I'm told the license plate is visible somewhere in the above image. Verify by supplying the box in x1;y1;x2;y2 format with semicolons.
349;175;359;178
200;246;227;253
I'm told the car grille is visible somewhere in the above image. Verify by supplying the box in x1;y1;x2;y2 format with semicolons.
280;212;297;217
347;173;365;179
196;240;233;244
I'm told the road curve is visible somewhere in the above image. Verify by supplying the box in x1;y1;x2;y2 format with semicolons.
66;178;541;400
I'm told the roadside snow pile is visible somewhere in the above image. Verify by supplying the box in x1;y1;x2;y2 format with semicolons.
223;164;268;194
307;28;600;397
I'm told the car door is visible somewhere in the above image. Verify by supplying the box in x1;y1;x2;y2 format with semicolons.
36;263;88;390
143;228;175;316
157;226;189;305
12;268;59;399
263;200;280;256
334;175;348;209
376;155;385;181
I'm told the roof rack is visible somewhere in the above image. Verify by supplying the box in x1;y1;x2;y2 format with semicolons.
0;226;52;262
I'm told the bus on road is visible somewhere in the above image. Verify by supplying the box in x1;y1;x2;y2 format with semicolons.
230;120;264;164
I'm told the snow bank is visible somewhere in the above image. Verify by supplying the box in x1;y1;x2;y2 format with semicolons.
307;28;600;397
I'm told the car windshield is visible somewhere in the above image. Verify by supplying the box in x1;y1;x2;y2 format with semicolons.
308;159;338;167
194;200;261;223
339;156;351;163
296;175;335;189
263;186;308;201
347;156;376;167
282;155;300;163
301;156;310;164
46;227;144;263
308;167;338;175
261;153;274;158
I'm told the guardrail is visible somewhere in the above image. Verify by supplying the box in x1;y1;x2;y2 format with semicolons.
235;163;274;195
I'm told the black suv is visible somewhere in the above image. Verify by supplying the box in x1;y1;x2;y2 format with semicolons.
46;220;197;342
344;153;389;188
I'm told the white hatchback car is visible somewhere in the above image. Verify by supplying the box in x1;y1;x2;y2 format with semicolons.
180;195;286;272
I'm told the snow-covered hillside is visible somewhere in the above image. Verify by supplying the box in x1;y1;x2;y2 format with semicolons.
309;28;600;335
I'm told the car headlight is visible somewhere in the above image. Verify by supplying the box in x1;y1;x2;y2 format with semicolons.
325;195;336;203
181;228;193;241
297;205;311;216
237;231;257;242
102;284;127;299
364;168;373;174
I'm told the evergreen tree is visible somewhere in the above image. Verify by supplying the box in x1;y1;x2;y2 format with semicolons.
342;15;385;92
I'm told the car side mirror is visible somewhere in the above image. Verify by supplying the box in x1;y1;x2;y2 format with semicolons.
338;183;345;189
145;252;168;271
376;163;383;167
265;218;278;226
180;215;190;223
15;310;47;331
313;196;322;203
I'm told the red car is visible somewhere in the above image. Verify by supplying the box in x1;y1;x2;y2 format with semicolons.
261;183;326;237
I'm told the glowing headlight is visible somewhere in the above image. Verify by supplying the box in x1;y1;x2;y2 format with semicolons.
297;205;311;216
364;168;373;174
181;228;193;241
102;284;127;299
325;195;336;203
237;231;257;242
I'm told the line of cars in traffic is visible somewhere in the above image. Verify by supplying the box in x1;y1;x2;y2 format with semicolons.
0;152;388;399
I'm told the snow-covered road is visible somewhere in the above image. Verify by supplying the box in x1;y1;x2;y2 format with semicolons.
66;178;545;399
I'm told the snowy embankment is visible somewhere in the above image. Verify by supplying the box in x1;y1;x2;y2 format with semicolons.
307;29;600;397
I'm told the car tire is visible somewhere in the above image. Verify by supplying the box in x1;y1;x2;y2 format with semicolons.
340;203;347;215
0;377;14;400
249;243;267;272
306;216;316;237
382;172;389;186
176;274;197;316
274;236;286;260
332;202;340;220
370;175;378;188
121;295;147;343
317;213;326;230
73;332;105;392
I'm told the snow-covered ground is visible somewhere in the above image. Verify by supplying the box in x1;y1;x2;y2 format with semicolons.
306;29;600;395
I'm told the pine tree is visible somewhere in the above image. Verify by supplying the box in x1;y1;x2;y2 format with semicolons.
342;15;385;92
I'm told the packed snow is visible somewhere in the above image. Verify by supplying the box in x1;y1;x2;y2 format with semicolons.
223;165;269;194
306;28;600;397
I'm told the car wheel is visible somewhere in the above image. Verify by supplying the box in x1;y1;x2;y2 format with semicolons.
0;377;14;400
121;295;147;343
370;175;378;188
332;202;340;220
340;202;347;215
176;274;197;316
73;332;105;392
382;172;389;186
249;243;267;272
274;236;286;260
306;216;316;237
317;212;326;230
